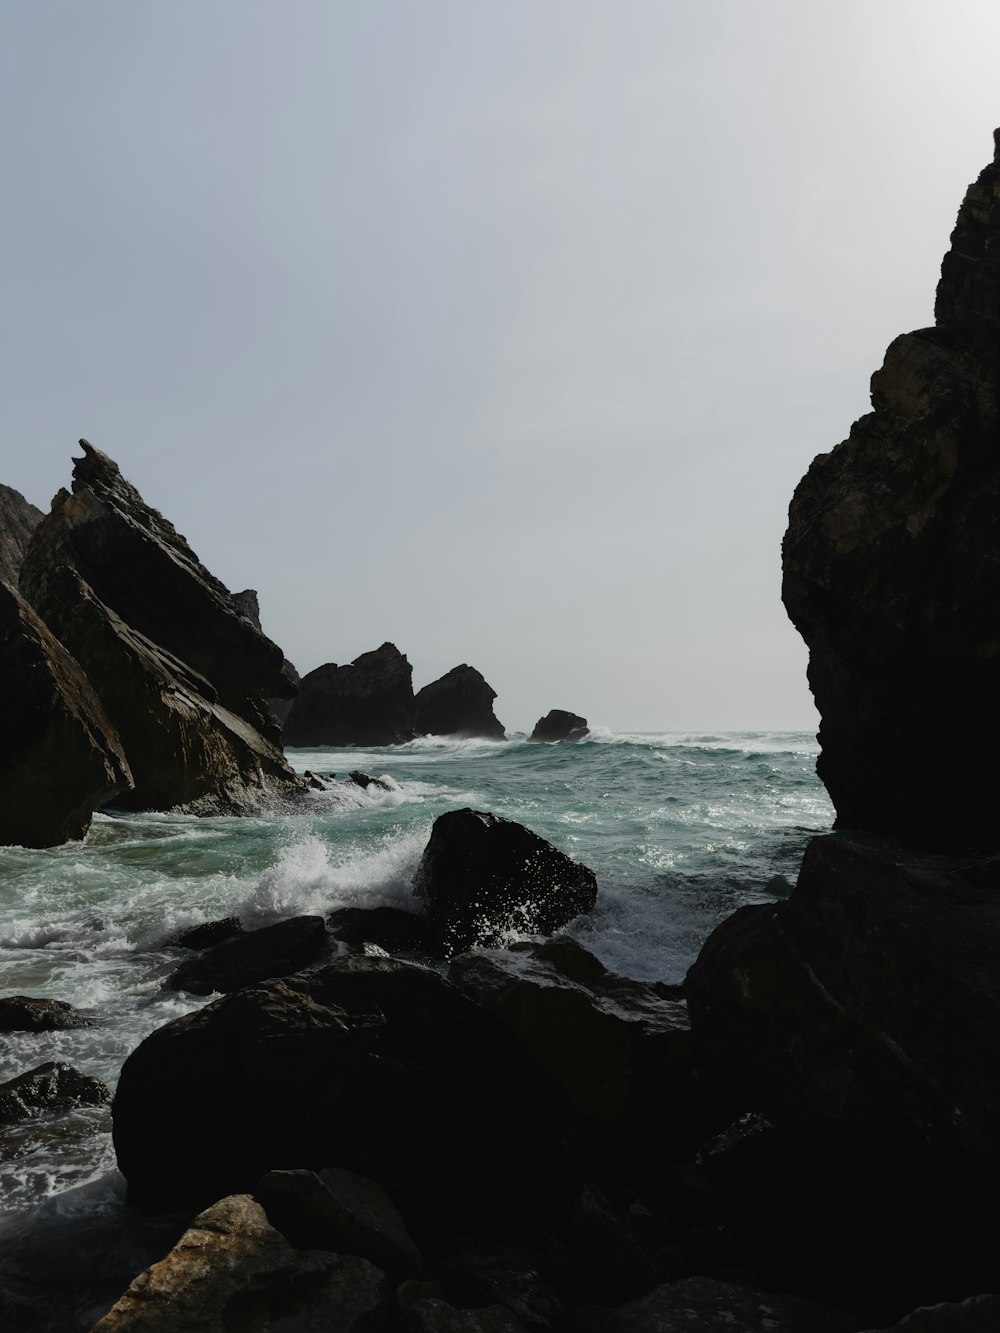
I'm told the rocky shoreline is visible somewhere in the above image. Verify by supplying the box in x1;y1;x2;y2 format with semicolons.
1;130;998;1330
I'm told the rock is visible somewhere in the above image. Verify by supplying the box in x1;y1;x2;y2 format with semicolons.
603;1276;859;1333
450;943;723;1139
413;809;598;956
395;1301;530;1333
438;1246;564;1328
164;915;329;995
233;587;301;727
168;917;244;951
350;769;393;790
0;995;95;1032
0;581;133;846
327;906;434;960
863;1293;1000;1332
0;1062;110;1125
18;444;304;815
255;1165;422;1279
415;665;506;740
304;769;331;789
112;954;545;1217
529;711;589;744
90;1192;391;1332
782;131;1000;853
0;483;44;586
283;642;417;746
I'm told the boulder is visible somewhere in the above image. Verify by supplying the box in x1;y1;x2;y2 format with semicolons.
0;483;43;586
327;906;434;960
90;1193;391;1332
283;642;416;746
450;941;725;1139
168;917;244;951
255;1165;422;1279
529;711;589;744
164;915;330;995
350;769;393;790
0;1062;110;1125
438;1246;564;1328
415;665;506;740
0;581;133;846
0;995;95;1032
112;954;547;1217
782;130;1000;853
603;1277;859;1333
17;444;304;815
413;809;598;955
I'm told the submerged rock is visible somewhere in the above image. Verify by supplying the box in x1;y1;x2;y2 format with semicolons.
0;484;43;586
415;665;506;740
782;130;1000;852
529;711;589;743
283;641;417;746
0;1062;110;1125
0;581;133;846
18;444;304;817
413;809;598;955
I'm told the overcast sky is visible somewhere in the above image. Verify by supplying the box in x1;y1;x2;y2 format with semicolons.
2;2;997;732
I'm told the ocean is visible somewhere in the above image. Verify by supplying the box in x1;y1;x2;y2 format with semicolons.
0;729;831;1327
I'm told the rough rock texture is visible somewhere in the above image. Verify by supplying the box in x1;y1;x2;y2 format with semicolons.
0;995;95;1032
415;665;506;740
413;809;598;955
112;954;545;1217
0;580;133;846
233;587;300;727
0;1062;110;1125
782;130;1000;852
327;906;434;960
283;642;416;746
864;1293;1000;1332
163;915;330;995
529;710;589;743
18;444;303;816
90;1193;390;1332
395;1302;529;1333
255;1166;422;1279
0;484;43;586
603;1277;859;1333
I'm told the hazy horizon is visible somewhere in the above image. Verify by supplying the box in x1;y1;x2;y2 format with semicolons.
3;1;998;733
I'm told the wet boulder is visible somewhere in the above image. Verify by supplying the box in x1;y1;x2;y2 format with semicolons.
283;642;417;746
529;711;589;743
0;995;96;1033
0;581;133;846
0;1062;110;1125
164;915;330;995
415;665;506;740
327;906;434;960
168;917;244;951
413;809;598;956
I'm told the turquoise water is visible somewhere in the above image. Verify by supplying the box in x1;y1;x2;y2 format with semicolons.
0;730;831;1224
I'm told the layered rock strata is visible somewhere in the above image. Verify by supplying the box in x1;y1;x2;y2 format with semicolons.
782;131;1000;852
414;664;506;739
0;483;43;585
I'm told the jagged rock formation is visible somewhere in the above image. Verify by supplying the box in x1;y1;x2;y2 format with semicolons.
17;443;303;818
0;1062;111;1125
283;642;417;746
415;665;506;740
529;710;589;743
233;587;300;726
0;483;43;585
0;580;133;846
782;130;1000;852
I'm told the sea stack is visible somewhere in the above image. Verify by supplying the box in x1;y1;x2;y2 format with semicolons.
530;709;589;743
283;642;417;747
782;130;1000;853
414;664;506;739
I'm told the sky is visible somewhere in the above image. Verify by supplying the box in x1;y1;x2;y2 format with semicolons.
2;1;998;733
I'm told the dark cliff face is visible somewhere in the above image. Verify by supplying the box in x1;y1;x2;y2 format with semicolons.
283;642;416;747
0;484;44;586
782;130;1000;853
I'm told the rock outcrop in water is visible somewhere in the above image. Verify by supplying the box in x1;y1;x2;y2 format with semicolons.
283;641;417;746
0;484;43;586
414;664;506;740
529;709;589;743
782;130;1000;853
16;442;303;819
0;580;133;846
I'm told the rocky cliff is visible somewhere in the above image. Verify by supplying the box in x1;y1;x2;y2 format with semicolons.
0;483;43;586
283;642;416;747
782;130;1000;852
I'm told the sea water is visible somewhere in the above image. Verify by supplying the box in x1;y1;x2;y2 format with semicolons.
0;730;831;1325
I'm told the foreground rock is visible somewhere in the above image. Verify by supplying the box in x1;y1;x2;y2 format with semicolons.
91;1193;390;1332
0;1062;110;1124
283;642;417;746
0;995;95;1032
413;809;598;955
164;915;330;995
782;130;1000;852
0;483;43;586
415;665;506;740
0;581;133;846
604;1277;859;1333
529;710;589;743
18;444;303;816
